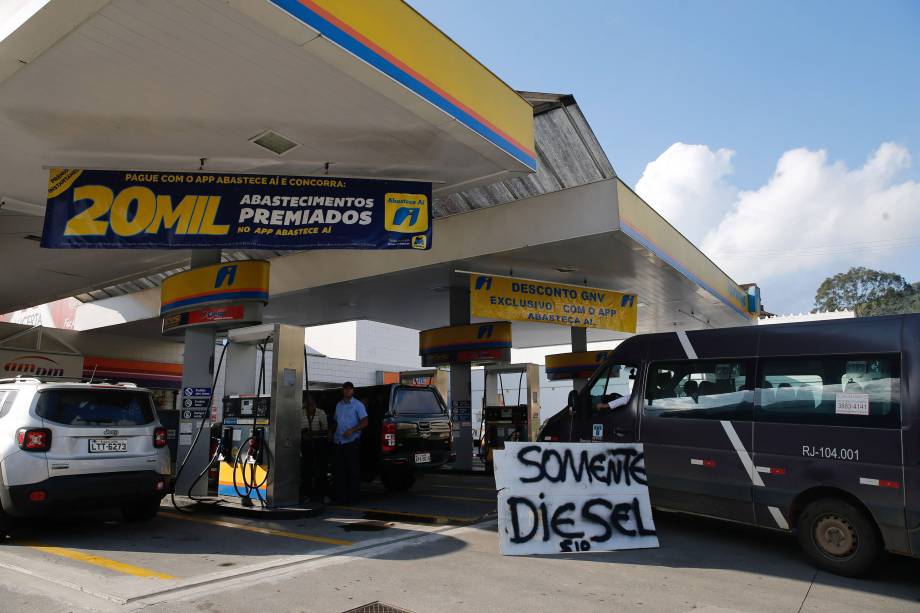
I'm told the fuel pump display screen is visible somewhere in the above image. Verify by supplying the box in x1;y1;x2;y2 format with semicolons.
222;395;271;425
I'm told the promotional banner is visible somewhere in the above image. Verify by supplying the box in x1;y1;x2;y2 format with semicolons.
494;442;658;556
470;274;637;333
42;168;432;250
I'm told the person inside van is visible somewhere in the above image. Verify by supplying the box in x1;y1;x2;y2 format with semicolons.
647;370;672;404
594;392;630;412
683;380;699;403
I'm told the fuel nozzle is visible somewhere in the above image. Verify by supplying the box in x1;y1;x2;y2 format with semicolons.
250;427;265;464
220;428;233;461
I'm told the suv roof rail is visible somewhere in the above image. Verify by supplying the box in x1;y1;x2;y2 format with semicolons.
0;374;85;383
0;376;43;385
0;376;142;387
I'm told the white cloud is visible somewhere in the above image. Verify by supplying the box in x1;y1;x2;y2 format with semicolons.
635;142;738;243
636;142;920;312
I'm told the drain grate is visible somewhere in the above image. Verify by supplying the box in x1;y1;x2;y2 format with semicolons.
343;602;415;613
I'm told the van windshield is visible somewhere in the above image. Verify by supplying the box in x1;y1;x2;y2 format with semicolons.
37;389;156;426
589;363;636;405
394;388;443;415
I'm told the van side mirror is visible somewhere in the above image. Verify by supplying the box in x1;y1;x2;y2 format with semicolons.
567;389;579;409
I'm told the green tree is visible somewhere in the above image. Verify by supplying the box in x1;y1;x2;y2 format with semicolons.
813;267;916;316
860;281;920;316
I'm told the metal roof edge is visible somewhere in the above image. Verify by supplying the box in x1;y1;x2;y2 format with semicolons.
614;179;755;322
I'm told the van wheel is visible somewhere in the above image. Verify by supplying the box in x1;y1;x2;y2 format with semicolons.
121;499;162;522
797;498;880;577
381;467;415;492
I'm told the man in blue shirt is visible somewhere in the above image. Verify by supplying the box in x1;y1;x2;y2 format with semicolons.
331;382;368;503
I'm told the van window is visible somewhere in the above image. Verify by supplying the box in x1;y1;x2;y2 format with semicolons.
644;360;753;420
757;355;900;428
589;363;636;404
37;389;156;426
394;388;443;415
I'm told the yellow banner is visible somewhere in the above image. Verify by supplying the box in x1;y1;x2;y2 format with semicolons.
470;274;637;333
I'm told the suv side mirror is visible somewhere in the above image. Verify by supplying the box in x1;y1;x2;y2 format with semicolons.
567;389;579;409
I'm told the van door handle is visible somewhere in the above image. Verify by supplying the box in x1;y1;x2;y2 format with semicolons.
614;428;629;438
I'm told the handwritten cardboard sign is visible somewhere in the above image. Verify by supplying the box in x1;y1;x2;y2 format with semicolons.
494;442;659;555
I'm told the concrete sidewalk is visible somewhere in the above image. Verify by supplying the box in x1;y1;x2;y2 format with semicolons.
135;513;920;613
1;475;918;613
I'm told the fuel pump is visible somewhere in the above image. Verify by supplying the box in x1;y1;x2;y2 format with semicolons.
479;363;540;468
219;394;271;502
214;324;304;508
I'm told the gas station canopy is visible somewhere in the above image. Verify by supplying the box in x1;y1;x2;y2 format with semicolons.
0;0;534;311
63;173;757;348
0;1;758;345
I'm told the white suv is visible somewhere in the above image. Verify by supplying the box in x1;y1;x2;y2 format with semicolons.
0;377;171;534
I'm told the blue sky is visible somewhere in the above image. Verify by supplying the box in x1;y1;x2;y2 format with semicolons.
411;0;919;187
411;0;920;313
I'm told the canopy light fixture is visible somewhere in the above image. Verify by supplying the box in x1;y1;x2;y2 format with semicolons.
555;266;578;273
0;196;45;216
250;130;299;156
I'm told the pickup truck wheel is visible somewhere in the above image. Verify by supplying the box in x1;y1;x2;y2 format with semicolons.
121;498;162;522
797;498;881;577
381;467;415;492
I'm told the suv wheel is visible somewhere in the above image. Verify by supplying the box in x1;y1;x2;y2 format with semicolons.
797;498;881;577
121;498;162;522
381;467;415;492
0;503;13;539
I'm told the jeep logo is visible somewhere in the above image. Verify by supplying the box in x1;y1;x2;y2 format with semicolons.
103;429;119;436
